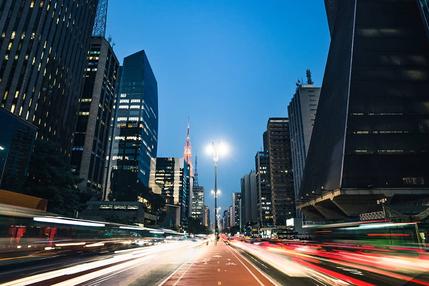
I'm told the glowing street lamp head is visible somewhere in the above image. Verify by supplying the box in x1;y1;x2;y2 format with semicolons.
206;141;229;162
0;146;4;151
211;189;221;197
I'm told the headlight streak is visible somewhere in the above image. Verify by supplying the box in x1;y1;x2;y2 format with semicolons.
230;239;429;286
33;216;105;227
1;240;208;286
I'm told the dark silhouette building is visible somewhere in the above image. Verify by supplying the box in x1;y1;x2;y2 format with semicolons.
0;108;36;191
71;37;119;197
299;0;429;223
240;171;257;226
266;118;295;226
0;0;98;154
109;50;158;199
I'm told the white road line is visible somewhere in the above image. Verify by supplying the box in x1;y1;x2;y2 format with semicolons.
172;261;195;286
158;245;202;286
226;245;266;286
228;245;280;286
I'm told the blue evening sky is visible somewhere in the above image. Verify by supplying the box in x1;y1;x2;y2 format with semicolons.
106;1;330;215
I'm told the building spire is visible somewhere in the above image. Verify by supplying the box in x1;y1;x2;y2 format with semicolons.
184;119;193;175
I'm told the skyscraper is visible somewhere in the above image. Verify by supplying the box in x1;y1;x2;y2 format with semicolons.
288;73;321;197
149;157;191;228
232;192;241;228
0;0;98;153
191;157;205;223
240;171;258;226
255;151;273;227
299;0;429;222
71;37;119;197
266;118;295;226
110;50;158;199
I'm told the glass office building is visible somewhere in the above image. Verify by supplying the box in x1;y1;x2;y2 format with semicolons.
110;50;158;198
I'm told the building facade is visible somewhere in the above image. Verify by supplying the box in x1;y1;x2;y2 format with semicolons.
110;50;158;199
300;0;429;223
71;37;119;196
266;118;295;226
203;205;210;228
191;185;205;223
149;157;191;228
232;192;241;228
255;151;273;227
0;0;98;154
240;171;258;226
288;80;320;198
0;108;36;191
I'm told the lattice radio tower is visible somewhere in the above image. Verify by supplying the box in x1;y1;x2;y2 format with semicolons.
92;0;108;37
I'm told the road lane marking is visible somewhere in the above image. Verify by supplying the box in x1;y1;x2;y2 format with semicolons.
172;261;195;286
226;246;265;286
228;245;280;286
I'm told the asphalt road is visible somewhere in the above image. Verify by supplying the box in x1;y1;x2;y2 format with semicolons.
2;239;429;286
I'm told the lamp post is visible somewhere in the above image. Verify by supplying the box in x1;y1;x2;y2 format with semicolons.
211;189;221;239
0;146;7;187
206;141;228;241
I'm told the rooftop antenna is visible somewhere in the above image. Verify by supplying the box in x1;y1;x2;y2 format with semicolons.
306;69;314;85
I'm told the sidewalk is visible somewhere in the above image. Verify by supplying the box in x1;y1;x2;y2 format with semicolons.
161;240;276;286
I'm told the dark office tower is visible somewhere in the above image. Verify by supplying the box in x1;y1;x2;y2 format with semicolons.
255;151;273;227
110;50;158;198
71;37;119;197
240;171;257;226
0;108;36;192
266;118;295;226
0;0;98;154
299;0;429;222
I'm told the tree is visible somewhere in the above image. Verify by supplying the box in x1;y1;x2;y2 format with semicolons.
21;139;89;216
188;217;210;234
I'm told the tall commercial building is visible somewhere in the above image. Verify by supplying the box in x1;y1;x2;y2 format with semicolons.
232;192;241;228
71;37;119;196
0;0;98;153
228;205;234;229
266;118;295;226
240;171;258;226
190;157;204;223
149;157;191;228
203;205;210;228
255;151;273;227
191;185;205;222
288;74;321;197
0;108;36;191
299;0;429;222
110;50;158;199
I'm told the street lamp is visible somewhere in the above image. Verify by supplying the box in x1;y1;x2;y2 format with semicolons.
206;141;229;241
0;145;7;187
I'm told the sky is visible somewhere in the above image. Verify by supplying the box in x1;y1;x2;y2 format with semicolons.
106;0;331;215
